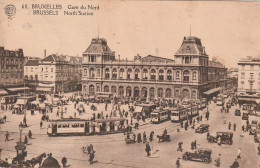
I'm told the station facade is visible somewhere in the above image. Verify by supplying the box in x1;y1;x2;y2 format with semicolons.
82;36;227;100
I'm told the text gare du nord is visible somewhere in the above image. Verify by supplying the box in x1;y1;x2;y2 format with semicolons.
64;5;99;16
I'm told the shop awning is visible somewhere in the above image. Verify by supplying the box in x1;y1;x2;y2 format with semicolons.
16;99;26;105
238;97;257;103
7;87;31;92
135;106;143;113
36;87;52;92
0;89;8;95
204;87;222;95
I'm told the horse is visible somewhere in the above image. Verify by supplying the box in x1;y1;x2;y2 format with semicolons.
27;153;46;167
82;145;93;154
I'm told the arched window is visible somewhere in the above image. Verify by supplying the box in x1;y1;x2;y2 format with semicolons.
35;75;38;81
175;89;180;98
193;71;197;80
118;86;124;96
89;85;95;96
105;68;110;78
134;87;140;97
176;71;180;79
127;69;132;79
111;86;117;94
135;69;140;80
167;70;172;81
151;69;156;80
119;69;124;79
150;88;155;98
159;69;164;81
24;75;28;80
143;69;148;80
126;86;132;97
104;85;109;92
157;88;163;98
183;70;190;82
30;75;33;80
192;90;196;99
112;68;117;79
166;88;172;98
141;87;147;97
90;68;95;78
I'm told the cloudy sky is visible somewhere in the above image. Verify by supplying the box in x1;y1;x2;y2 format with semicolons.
1;1;260;68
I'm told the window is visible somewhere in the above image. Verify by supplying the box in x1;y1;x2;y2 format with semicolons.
183;70;190;82
46;68;48;72
241;65;245;70
250;65;254;70
112;68;117;79
105;68;110;78
41;68;43;72
250;73;254;79
167;70;172;81
241;72;245;79
166;88;171;98
193;71;197;80
97;69;100;77
90;68;95;78
259;73;260;80
51;68;53;72
119;69;124;79
157;88;163;98
159;69;164;81
176;71;180;79
185;56;190;64
127;69;132;79
151;69;156;80
150;88;154;98
135;69;140;80
143;69;148;79
31;67;33;72
241;81;244;89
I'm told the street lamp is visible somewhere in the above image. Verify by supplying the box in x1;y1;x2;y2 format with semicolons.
16;125;26;166
19;125;23;142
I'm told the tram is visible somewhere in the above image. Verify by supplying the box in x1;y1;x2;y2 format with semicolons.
170;107;188;122
187;104;199;117
47;118;126;136
200;98;207;109
151;109;170;123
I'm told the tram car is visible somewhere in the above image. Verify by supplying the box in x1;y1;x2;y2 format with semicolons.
47;118;126;136
151;109;170;123
170;107;188;122
187;104;199;117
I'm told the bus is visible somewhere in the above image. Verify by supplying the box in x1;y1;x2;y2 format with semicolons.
170;107;188;122
151;109;170;123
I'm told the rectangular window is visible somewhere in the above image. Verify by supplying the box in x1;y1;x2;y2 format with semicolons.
241;65;245;70
241;72;245;79
241;81;244;89
176;71;180;79
250;65;254;70
51;68;53;72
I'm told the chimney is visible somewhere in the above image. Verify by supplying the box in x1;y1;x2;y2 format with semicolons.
44;50;46;57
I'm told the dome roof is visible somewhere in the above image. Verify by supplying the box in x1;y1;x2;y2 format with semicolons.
41;156;60;168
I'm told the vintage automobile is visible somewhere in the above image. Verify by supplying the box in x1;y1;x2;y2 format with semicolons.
235;109;241;116
249;120;258;135
195;124;209;134
157;134;171;142
242;113;248;120
208;132;233;145
254;129;260;143
182;148;212;163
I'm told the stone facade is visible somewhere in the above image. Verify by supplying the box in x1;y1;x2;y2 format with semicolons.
82;36;227;100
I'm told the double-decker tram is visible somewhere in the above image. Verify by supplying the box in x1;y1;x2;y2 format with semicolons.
151;109;170;123
47;118;126;136
170;107;188;122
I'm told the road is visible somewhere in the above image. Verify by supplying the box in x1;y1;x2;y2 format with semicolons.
0;97;259;168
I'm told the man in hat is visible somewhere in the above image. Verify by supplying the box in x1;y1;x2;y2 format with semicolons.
176;158;181;168
145;142;151;156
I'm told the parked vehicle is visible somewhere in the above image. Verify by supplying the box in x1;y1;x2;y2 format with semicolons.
216;97;224;106
235;109;241;116
242;113;249;120
195;124;209;134
208;132;233;145
182;148;212;163
254;129;260;143
250;120;258;135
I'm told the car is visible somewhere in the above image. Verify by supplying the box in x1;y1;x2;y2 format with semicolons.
195;124;209;134
254;129;260;143
250;120;258;135
208;132;233;145
242;113;248;120
235;109;241;116
182;148;212;163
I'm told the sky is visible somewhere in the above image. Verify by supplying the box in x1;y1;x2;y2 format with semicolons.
1;1;260;68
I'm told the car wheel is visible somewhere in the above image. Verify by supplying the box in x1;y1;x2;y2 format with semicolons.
203;158;209;163
182;155;188;160
225;140;231;145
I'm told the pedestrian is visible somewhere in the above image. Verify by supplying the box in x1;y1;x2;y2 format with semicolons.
185;121;188;130
145;142;151;156
28;130;32;139
217;136;221;146
40;121;43;128
215;154;221;167
233;123;236;131
24;135;28;144
241;125;245;132
191;141;194;150
194;140;197;149
207;132;210;140
176;157;181;168
5;131;9;141
228;122;231;130
180;121;183;128
237;148;241;159
230;159;239;168
177;142;183;152
61;157;67;168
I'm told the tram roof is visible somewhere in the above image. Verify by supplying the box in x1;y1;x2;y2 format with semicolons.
95;118;126;123
137;104;156;107
51;118;89;122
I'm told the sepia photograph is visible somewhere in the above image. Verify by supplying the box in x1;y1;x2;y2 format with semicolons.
0;0;260;167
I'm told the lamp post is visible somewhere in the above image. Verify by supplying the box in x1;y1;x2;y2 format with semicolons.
15;125;26;166
19;125;23;142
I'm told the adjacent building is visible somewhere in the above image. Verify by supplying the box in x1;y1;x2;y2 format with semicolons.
36;54;82;93
24;59;40;89
82;36;228;100
237;56;260;97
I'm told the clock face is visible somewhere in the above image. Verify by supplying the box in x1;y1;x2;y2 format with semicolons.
93;46;97;50
187;46;190;50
